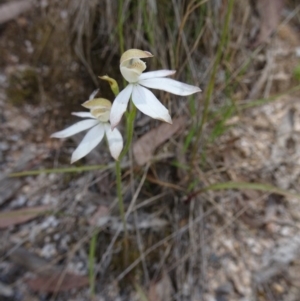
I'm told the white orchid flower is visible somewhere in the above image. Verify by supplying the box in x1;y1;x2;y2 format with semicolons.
110;49;201;128
51;98;123;163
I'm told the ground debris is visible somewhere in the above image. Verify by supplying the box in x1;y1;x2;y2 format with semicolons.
254;235;300;284
0;0;33;25
148;272;173;301
91;211;168;232
133;117;186;165
0;177;22;206
253;0;285;46
0;281;13;298
0;205;51;229
9;247;89;292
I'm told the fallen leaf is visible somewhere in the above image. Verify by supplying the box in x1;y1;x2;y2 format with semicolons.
254;0;284;46
89;205;110;226
0;206;50;229
26;273;89;292
148;272;173;301
9;248;89;292
133;117;186;165
0;0;33;25
10;248;60;274
0;178;22;206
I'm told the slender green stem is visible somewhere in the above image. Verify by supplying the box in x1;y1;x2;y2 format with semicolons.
116;159;127;235
9;164;111;177
191;0;235;162
115;101;137;236
201;181;300;199
88;230;98;296
120;102;137;160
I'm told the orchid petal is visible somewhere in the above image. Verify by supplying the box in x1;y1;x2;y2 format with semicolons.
104;124;123;160
88;89;99;100
139;78;201;96
120;49;153;64
110;84;133;129
139;70;176;80
71;124;105;163
71;112;95;118
132;85;172;124
51;119;99;138
82;98;111;110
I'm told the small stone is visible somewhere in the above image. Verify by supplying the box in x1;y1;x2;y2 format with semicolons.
40;243;57;258
0;282;13;297
0;142;9;151
272;282;285;294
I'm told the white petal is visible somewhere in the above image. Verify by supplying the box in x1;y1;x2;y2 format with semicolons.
71;124;105;163
132;85;172;123
51;119;99;138
110;84;133;129
104;124;123;160
72;112;95;118
89;89;99;100
139;70;176;80
139;78;201;96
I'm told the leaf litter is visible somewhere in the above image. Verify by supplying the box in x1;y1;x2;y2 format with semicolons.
9;248;89;293
0;205;51;229
133;116;186;165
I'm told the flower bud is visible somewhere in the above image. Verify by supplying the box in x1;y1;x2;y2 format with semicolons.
99;75;119;96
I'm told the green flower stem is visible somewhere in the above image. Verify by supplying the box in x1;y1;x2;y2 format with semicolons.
88;229;98;296
120;101;137;160
115;101;137;236
115;159;126;235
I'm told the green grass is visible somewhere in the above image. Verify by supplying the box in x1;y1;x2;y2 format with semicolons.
202;181;300;199
8;164;114;177
191;0;235;162
89;230;98;296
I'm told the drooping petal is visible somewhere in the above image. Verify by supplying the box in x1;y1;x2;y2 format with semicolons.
51;119;99;139
132;85;172;124
104;124;123;160
139;70;176;80
72;112;94;118
110;84;133;129
71;124;105;163
139;78;201;96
